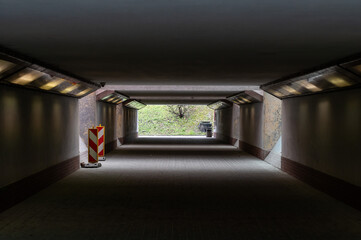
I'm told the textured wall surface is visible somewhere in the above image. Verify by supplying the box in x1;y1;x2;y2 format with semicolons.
123;107;138;142
238;103;264;149
231;104;241;140
116;104;124;139
96;102;117;144
0;85;79;188
214;107;232;142
263;93;282;151
78;92;96;146
282;88;361;187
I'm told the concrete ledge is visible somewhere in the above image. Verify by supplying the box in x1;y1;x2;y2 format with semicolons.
0;155;80;213
230;137;238;146
238;139;270;160
124;132;139;144
281;156;361;211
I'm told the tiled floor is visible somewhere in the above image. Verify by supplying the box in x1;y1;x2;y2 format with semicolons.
0;142;360;240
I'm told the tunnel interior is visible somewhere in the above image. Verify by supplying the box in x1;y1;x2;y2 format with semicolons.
1;1;361;239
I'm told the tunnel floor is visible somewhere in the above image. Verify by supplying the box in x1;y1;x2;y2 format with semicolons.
0;143;360;239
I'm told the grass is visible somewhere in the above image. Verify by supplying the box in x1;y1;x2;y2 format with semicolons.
138;105;214;136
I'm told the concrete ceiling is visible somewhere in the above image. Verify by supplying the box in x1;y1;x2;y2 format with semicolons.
103;85;259;104
1;0;361;101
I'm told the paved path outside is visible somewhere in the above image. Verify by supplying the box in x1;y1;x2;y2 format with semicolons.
0;143;360;240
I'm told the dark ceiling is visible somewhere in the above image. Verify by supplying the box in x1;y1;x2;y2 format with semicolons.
1;0;361;95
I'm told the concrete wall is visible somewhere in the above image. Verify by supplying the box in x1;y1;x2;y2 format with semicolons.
0;85;79;188
78;92;97;152
263;93;282;151
282;88;361;187
96;101;117;145
123;107;138;143
116;104;124;142
238;103;264;149
215;107;232;142
231;104;241;141
263;93;282;168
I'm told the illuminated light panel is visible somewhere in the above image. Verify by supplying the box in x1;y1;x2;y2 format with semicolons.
107;97;115;102
40;78;66;90
282;85;300;95
11;70;44;85
240;97;251;103
76;88;92;97
0;59;15;73
326;76;352;87
112;98;119;103
125;100;146;109
101;95;112;100
60;83;80;94
267;89;284;98
295;79;322;92
208;101;231;110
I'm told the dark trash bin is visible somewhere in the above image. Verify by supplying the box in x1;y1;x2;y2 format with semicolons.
198;121;212;132
206;129;212;137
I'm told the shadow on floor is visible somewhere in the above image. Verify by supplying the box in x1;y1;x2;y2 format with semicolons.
0;144;360;240
133;136;222;145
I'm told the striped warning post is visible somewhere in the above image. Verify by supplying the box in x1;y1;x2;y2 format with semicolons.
96;124;106;161
88;128;98;163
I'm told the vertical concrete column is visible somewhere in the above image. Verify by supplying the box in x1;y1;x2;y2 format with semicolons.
214;107;233;143
116;104;124;144
262;92;282;168
123;107;138;143
232;92;281;161
231;104;241;146
96;101;117;152
79;92;97;154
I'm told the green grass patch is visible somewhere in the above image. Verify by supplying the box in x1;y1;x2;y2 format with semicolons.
138;105;214;136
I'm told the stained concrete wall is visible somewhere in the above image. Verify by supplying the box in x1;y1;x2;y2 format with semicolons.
0;85;79;188
79;92;96;152
263;93;282;151
231;104;241;141
230;93;281;162
116;104;124;141
215;107;232;142
238;103;264;149
263;93;282;168
282;88;361;187
96;101;117;145
123;107;138;142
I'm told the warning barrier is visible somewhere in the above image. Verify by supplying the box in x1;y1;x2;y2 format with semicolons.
88;128;98;163
97;124;106;161
81;126;102;168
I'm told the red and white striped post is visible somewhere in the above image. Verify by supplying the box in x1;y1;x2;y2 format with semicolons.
88;128;98;163
96;124;106;161
80;126;102;168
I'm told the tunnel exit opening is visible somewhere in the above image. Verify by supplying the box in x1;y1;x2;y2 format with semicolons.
138;105;214;137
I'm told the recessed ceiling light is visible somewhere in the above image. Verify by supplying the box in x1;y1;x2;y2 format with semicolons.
0;59;15;74
326;76;352;87
282;85;300;95
40;78;66;90
76;88;92;97
60;83;80;94
295;79;322;92
10;70;44;85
